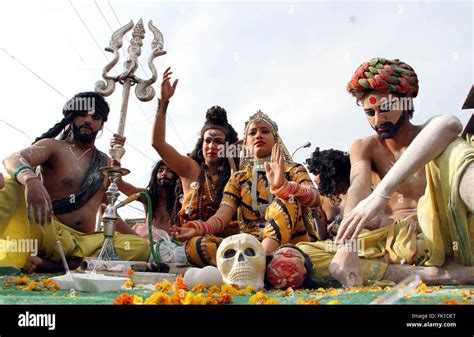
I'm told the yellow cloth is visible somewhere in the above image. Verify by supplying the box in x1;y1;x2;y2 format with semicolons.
417;138;474;266
298;138;474;283
0;176;149;268
297;219;425;283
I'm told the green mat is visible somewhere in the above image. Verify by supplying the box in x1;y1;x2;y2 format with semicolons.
1;274;473;305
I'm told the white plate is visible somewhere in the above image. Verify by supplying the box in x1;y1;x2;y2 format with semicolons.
72;273;129;293
51;274;76;290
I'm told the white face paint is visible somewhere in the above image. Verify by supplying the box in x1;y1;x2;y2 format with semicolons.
216;233;265;290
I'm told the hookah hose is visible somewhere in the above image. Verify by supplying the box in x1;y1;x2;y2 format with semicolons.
137;191;161;264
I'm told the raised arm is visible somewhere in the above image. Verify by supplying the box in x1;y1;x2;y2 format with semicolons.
152;67;199;179
3;139;56;225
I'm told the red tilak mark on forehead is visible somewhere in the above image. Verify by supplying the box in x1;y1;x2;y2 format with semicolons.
369;96;377;105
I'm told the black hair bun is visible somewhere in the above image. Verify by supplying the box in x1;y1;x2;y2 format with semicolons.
205;106;228;126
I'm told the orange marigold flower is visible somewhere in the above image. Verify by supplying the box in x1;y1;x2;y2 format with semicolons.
22;281;39;291
296;298;321;305
41;279;60;290
216;293;232;304
191;283;207;293
127;269;135;275
174;275;188;292
11;276;30;285
113;293;135;305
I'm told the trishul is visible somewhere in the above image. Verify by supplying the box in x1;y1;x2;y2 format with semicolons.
94;18;165;260
95;18;166;156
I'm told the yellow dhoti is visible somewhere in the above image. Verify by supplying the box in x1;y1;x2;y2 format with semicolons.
298;138;474;283
0;176;150;268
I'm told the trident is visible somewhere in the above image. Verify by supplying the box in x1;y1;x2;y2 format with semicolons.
94;19;165;261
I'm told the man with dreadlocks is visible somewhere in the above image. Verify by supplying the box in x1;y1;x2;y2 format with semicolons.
1;92;149;272
110;157;181;241
171;110;321;267
298;58;474;287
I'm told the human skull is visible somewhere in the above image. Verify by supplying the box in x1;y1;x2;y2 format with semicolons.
216;233;265;290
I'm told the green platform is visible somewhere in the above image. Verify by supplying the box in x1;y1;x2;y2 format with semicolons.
0;274;473;305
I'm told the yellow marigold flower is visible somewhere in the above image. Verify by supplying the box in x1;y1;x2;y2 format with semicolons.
416;282;431;293
145;292;171;305
123;279;134;290
154;279;173;292
244;285;254;294
248;291;278;305
207;285;221;297
183;292;207;305
327;300;341;305
22;281;38;291
296;298;321;305
221;284;240;295
133;295;143;305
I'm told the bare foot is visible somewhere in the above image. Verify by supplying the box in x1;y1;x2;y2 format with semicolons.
383;260;474;285
329;249;363;287
22;255;43;274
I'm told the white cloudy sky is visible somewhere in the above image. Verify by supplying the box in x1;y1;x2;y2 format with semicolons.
0;0;472;220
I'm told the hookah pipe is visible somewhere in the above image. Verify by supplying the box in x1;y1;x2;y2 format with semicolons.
116;191;160;264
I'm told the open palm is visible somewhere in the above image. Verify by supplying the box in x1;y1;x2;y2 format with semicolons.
265;144;285;189
161;66;178;101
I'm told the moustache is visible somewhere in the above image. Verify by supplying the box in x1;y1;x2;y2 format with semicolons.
374;122;395;131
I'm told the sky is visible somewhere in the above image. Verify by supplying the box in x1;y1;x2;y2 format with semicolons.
0;0;472;220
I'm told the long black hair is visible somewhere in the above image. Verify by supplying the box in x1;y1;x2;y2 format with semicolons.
186;106;239;208
146;160;180;225
34;92;109;144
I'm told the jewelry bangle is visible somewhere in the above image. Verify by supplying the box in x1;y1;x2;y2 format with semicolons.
13;165;33;183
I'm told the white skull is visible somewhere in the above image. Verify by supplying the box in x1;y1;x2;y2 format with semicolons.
216;233;265;290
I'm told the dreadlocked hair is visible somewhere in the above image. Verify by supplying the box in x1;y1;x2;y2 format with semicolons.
305;148;350;199
34;92;110;144
171;178;184;226
188;106;239;208
146;160;180;225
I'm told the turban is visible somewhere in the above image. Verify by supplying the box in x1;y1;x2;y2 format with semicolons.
347;58;419;98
